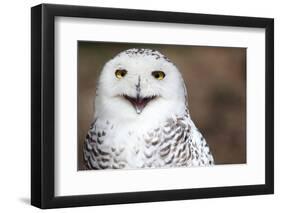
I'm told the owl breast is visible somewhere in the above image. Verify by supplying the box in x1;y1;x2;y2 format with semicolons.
83;113;214;170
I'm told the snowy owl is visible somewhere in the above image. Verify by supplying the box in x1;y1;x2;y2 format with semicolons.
83;48;214;169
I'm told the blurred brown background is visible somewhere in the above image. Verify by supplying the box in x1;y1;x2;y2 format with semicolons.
78;41;246;170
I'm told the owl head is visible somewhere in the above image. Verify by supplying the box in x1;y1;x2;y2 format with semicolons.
95;48;188;125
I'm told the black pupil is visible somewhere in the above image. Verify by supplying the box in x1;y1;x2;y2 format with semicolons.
152;71;164;79
116;69;127;77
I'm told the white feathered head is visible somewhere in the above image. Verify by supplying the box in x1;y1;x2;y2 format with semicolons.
95;48;188;124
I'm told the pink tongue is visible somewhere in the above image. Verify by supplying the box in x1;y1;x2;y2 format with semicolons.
134;99;146;114
137;99;146;106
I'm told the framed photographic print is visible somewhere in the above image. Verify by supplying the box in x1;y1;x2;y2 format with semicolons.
31;3;274;209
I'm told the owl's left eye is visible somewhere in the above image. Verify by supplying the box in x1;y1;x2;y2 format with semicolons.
152;71;165;80
115;69;127;79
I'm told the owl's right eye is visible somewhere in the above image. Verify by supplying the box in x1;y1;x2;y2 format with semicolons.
115;69;127;79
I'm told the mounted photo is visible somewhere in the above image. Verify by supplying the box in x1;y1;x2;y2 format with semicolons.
78;42;246;171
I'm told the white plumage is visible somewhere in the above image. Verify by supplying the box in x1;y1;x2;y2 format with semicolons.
83;48;214;169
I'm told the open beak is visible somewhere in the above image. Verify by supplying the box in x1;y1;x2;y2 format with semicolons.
123;95;156;114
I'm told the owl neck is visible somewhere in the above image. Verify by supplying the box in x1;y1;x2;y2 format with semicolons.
96;100;189;132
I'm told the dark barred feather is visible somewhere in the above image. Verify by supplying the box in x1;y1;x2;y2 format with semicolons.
83;114;214;170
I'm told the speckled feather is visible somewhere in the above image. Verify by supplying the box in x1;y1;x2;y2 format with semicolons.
84;111;214;169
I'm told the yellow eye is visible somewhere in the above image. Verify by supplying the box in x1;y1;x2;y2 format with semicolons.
152;71;165;80
115;69;127;79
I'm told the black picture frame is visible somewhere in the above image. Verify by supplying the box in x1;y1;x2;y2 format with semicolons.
31;3;274;209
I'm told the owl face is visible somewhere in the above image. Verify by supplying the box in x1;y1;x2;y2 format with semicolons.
95;49;187;124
